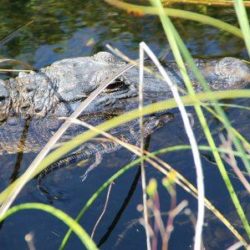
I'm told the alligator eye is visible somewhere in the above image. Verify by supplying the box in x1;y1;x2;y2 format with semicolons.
105;78;125;92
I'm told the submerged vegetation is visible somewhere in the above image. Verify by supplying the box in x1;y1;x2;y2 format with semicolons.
0;0;250;249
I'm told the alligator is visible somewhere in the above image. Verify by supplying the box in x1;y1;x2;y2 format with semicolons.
0;52;249;155
0;52;250;187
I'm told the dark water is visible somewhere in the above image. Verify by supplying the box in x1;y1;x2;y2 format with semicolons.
0;1;249;249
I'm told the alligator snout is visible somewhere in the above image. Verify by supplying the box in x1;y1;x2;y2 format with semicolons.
205;57;250;90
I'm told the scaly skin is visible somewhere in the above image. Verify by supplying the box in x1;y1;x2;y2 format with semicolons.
0;52;250;123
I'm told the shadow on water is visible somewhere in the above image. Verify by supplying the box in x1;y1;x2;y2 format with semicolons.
0;1;249;249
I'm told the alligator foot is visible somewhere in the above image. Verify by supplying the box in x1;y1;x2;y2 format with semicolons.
80;152;102;182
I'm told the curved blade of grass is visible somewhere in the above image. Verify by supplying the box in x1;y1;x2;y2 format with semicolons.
138;44;151;250
105;0;242;38
0;203;97;250
60;144;248;250
0;89;249;204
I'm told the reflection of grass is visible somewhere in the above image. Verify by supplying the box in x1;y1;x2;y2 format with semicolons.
0;1;250;249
